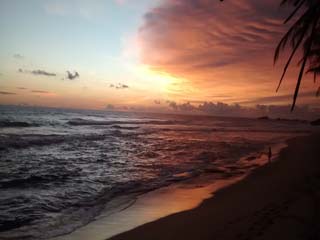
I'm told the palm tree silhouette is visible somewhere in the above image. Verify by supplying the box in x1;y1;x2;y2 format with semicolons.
220;0;320;110
274;0;320;111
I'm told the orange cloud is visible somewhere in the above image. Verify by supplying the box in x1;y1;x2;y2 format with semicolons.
31;90;57;97
138;0;317;106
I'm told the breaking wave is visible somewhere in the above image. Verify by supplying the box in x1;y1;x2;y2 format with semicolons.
0;120;38;128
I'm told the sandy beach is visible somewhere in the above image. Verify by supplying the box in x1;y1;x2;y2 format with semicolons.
110;133;320;240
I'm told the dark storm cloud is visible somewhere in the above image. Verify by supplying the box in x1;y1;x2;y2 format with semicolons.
66;71;80;80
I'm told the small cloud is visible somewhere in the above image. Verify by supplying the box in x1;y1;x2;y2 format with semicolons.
13;54;24;59
106;104;115;110
0;91;16;95
166;100;178;110
18;68;56;77
154;100;161;104
31;70;56;76
31;90;51;94
109;83;129;90
167;101;195;112
66;71;80;80
31;90;56;97
163;100;319;120
17;87;27;90
117;84;129;89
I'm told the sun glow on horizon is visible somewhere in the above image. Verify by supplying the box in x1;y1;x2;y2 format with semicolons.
133;64;183;94
1;0;319;113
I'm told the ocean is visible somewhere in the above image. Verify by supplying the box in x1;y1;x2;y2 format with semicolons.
0;105;313;239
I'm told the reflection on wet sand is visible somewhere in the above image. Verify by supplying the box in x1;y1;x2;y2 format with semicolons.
52;175;244;240
52;142;288;240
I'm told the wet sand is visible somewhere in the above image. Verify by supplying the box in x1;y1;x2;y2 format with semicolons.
52;140;288;240
52;169;246;240
109;134;320;240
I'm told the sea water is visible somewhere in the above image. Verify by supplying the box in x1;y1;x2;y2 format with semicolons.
0;105;313;239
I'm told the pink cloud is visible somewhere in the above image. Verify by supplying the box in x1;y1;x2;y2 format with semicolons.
137;0;317;106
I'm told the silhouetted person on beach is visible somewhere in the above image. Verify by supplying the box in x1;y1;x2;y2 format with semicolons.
268;147;272;163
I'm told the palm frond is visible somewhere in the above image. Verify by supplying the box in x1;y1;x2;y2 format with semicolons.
284;0;306;23
274;10;309;64
275;0;320;110
291;15;318;111
276;31;305;92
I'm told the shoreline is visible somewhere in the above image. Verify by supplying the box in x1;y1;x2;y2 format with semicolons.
52;177;241;240
109;133;320;240
51;141;289;240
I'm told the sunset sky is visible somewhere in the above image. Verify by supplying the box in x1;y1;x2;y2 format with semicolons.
0;0;319;116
